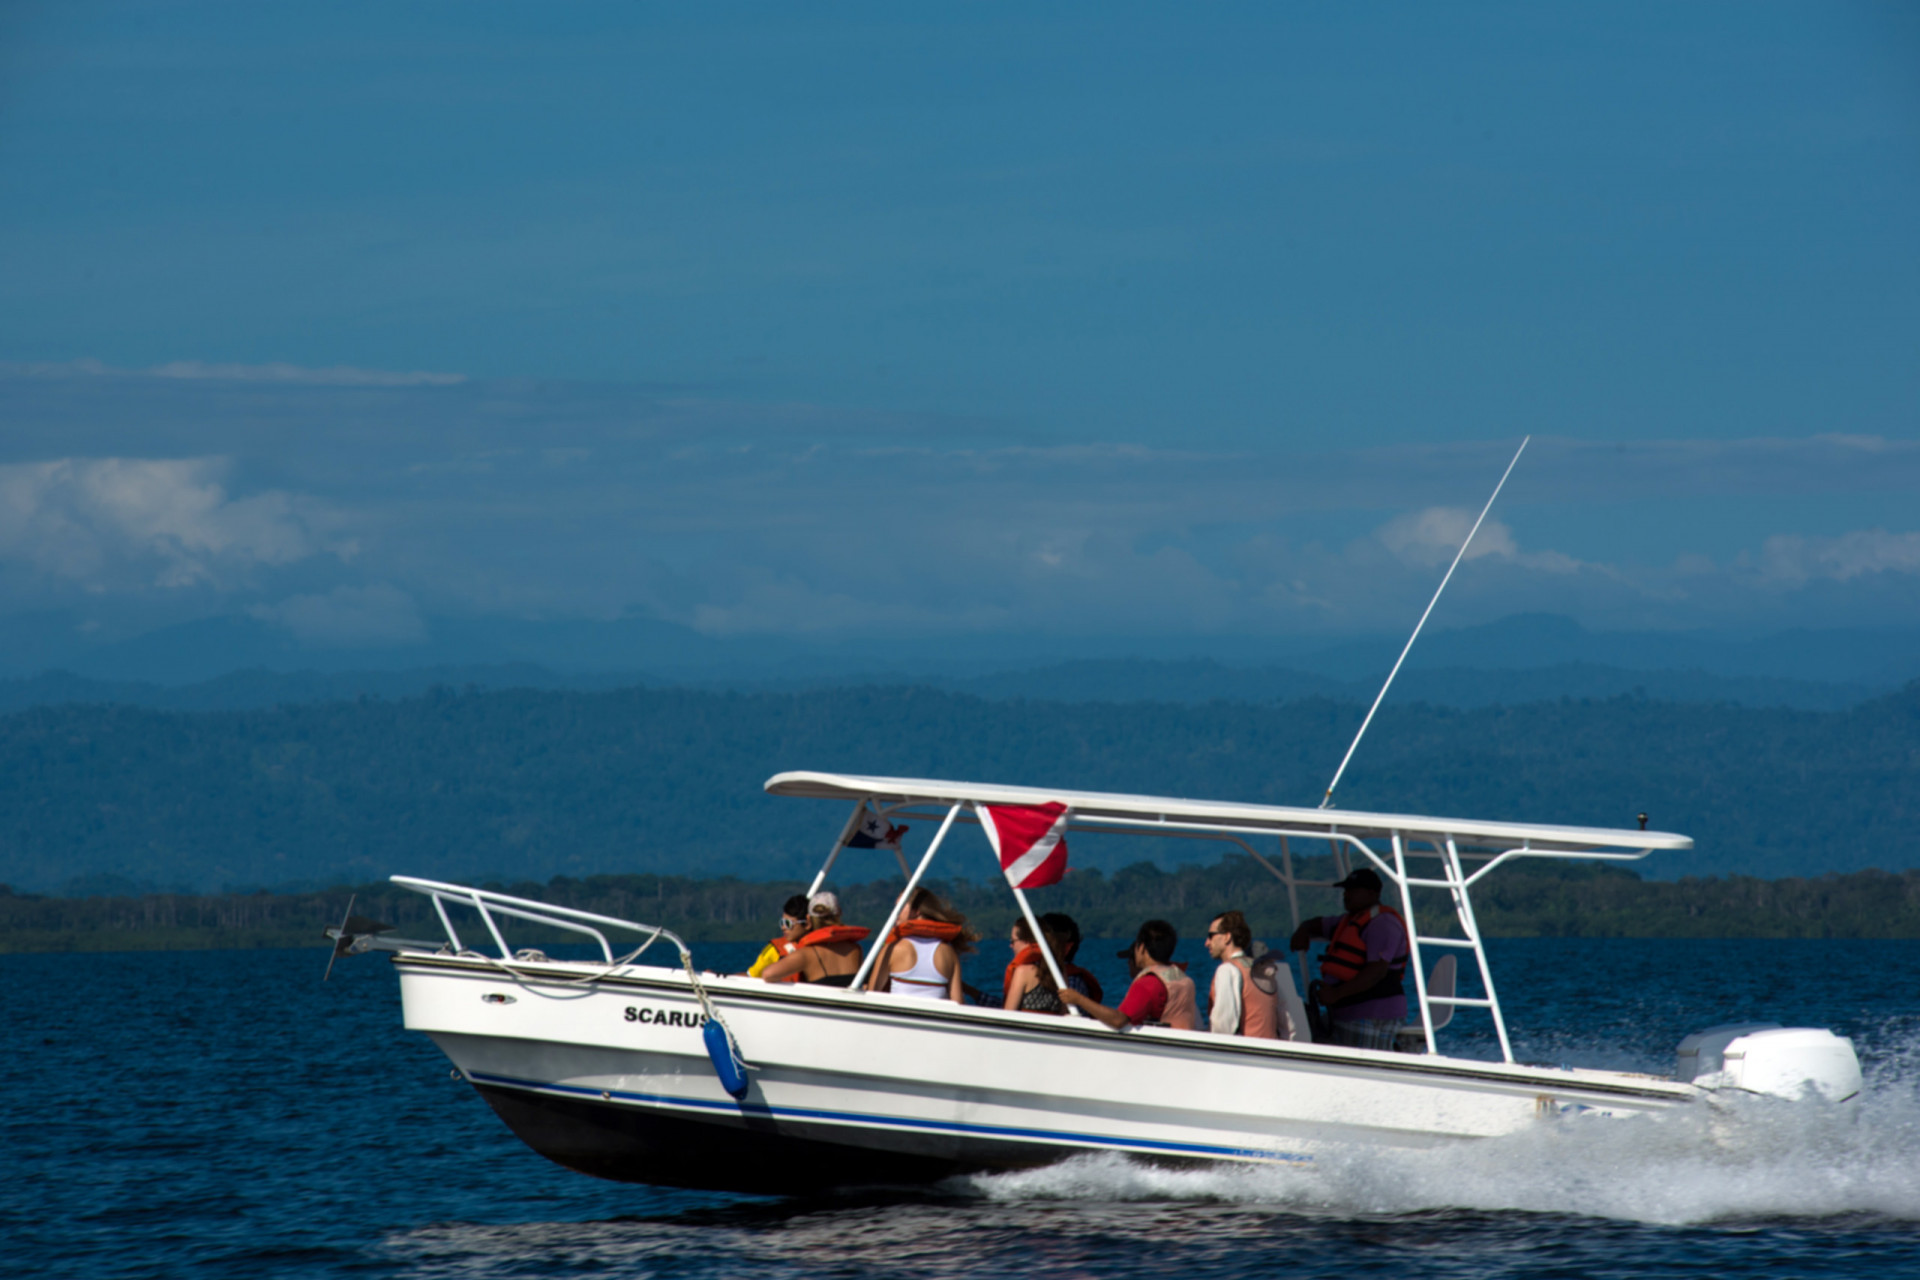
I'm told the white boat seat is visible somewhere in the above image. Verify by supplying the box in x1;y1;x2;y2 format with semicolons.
1277;961;1312;1043
1248;952;1314;1042
1395;954;1459;1053
1425;953;1457;1032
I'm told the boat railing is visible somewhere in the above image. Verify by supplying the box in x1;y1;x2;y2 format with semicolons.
1340;836;1657;1063
389;875;690;968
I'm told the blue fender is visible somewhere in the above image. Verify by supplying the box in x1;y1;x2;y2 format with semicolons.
703;1017;750;1099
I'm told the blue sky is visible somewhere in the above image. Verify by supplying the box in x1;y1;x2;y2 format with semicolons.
0;4;1915;663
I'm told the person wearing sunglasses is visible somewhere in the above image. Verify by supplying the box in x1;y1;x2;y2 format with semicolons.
1204;910;1278;1038
761;891;870;986
747;894;812;979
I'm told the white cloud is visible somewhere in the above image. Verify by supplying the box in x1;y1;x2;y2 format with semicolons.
0;358;464;387
1757;530;1920;586
3;358;1919;640
0;457;336;589
1377;507;1518;567
250;584;427;646
144;361;465;387
1375;507;1581;574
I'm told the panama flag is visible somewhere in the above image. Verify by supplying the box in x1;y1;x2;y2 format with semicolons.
976;801;1072;890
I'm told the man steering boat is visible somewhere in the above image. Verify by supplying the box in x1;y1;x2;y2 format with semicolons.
1289;868;1410;1051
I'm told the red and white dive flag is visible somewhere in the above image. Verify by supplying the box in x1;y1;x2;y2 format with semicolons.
975;801;1072;890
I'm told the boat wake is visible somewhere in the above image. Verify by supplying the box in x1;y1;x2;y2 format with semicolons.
968;1021;1920;1225
373;1031;1920;1279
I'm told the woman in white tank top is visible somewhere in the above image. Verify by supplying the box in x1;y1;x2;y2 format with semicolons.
888;937;952;1000
869;888;978;1002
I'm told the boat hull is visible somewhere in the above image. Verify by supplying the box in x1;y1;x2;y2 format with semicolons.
472;1080;1044;1191
397;954;1697;1192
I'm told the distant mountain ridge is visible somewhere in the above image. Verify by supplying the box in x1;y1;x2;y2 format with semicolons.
3;608;1915;691
0;665;656;716
1278;612;1920;686
928;658;1879;712
0;655;1891;715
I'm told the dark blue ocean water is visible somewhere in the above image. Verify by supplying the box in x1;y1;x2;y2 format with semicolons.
9;937;1920;1279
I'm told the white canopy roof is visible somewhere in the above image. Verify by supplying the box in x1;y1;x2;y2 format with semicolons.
764;770;1691;854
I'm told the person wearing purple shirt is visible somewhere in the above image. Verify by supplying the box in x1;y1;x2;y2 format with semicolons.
1288;868;1410;1051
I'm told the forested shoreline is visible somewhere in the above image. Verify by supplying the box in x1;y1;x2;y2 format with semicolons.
6;859;1920;954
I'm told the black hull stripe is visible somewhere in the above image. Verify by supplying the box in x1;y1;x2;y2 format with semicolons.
467;1068;1311;1163
475;1084;1022;1190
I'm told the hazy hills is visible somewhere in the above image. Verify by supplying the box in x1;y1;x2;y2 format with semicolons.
0;664;655;717
0;646;1893;719
2;680;1915;895
936;658;1878;711
3;610;1910;896
4;609;1915;696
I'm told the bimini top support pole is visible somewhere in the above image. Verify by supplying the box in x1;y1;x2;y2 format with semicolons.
1320;435;1530;810
849;801;963;993
806;799;870;898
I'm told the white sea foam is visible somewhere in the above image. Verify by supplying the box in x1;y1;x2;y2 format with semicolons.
969;1027;1920;1225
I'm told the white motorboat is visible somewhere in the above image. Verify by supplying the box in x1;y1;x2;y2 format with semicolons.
338;770;1863;1194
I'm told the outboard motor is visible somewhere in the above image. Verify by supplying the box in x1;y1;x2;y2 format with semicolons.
1678;1023;1862;1102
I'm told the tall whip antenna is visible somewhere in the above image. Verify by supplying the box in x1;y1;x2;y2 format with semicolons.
1319;435;1531;809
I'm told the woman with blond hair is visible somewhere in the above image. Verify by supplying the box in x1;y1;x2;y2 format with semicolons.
868;887;978;1002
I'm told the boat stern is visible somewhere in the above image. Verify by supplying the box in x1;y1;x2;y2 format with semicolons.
1678;1024;1861;1103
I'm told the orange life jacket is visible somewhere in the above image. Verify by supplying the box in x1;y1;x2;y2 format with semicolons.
886;919;965;947
875;919;966;993
752;935;802;982
1004;944;1044;995
1224;953;1279;1039
774;925;868;985
798;925;870;949
762;929;865;984
1320;904;1409;1007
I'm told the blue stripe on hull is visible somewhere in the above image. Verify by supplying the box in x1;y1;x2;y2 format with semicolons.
466;1068;1311;1165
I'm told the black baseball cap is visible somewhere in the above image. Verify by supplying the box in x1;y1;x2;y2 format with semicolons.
1331;868;1383;892
1116;920;1177;963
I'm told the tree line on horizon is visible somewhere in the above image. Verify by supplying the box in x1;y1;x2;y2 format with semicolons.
6;858;1920;954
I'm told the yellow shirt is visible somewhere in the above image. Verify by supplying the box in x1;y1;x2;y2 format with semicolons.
747;942;784;978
